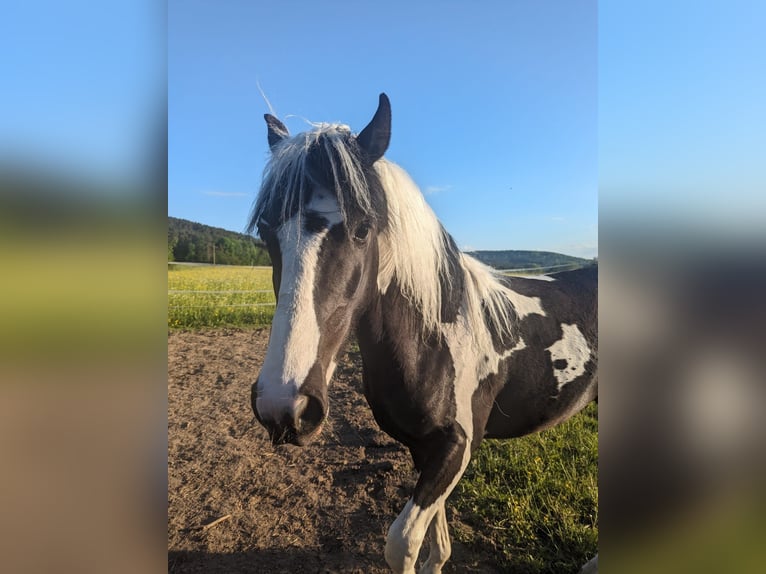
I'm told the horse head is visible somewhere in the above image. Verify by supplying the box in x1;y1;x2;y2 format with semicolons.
250;94;391;445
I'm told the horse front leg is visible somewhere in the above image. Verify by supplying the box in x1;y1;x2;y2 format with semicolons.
384;425;468;574
422;502;450;574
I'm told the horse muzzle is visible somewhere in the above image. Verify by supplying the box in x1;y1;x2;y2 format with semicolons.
251;382;326;446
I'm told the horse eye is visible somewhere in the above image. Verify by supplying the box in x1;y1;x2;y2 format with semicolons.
353;222;371;242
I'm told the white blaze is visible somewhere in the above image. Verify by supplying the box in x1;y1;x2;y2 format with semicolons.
256;192;342;416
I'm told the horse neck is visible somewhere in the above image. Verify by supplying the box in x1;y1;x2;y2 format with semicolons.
360;280;427;342
355;263;464;368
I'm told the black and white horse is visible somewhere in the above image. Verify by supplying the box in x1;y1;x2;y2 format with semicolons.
249;94;597;573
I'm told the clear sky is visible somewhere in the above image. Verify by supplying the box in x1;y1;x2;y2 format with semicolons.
168;1;597;257
600;0;766;235
1;0;162;186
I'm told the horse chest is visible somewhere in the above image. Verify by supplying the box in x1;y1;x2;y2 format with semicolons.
358;337;458;444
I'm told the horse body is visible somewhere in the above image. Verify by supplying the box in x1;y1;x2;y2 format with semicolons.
249;94;597;573
355;254;596;572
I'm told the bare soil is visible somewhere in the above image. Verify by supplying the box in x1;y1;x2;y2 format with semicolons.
168;329;498;573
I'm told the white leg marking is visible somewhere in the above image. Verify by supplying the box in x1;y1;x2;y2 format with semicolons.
422;503;450;574
547;323;591;389
385;499;439;574
386;314;481;573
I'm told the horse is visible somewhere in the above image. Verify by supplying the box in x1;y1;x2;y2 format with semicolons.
249;94;597;573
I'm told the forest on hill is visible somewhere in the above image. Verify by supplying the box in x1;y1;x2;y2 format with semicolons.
168;217;270;266
467;250;593;271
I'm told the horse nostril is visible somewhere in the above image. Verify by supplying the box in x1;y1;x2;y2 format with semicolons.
292;394;308;424
251;384;325;445
294;393;325;436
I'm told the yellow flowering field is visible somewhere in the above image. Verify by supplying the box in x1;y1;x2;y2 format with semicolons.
168;264;275;328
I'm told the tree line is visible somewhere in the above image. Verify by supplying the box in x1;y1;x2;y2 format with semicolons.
168;217;271;266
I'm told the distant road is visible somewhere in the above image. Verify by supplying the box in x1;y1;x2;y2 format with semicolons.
168;261;271;269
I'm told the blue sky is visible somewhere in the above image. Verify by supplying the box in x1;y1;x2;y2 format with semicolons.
600;0;765;234
168;1;597;257
1;1;161;186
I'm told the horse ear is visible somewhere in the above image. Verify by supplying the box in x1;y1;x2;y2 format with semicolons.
356;93;391;164
265;114;289;151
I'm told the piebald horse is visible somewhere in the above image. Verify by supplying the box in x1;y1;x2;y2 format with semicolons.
249;94;597;573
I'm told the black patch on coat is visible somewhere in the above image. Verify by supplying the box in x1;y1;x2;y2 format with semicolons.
356;284;461;473
356;285;467;508
411;425;467;508
481;294;519;353
303;211;329;234
257;223;283;298
553;359;568;370
438;228;465;323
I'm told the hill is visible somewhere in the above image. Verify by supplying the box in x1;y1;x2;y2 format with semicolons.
467;250;593;272
168;217;270;266
168;217;593;271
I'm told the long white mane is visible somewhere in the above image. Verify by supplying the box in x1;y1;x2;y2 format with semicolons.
250;122;517;342
374;161;516;342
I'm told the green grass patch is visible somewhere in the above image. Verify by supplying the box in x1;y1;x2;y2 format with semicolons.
452;403;598;573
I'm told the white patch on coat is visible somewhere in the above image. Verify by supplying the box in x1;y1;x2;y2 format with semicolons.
524;274;556;281
503;286;545;319
307;187;344;225
385;475;466;572
547;323;591;389
385;499;433;572
256;194;340;419
423;503;451;571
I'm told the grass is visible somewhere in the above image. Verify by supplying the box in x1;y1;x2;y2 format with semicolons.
168;265;275;329
452;403;598;573
166;264;598;572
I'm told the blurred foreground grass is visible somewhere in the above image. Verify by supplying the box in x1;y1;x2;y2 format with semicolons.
0;222;165;363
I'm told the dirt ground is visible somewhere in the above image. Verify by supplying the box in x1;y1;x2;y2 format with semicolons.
168;329;500;573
